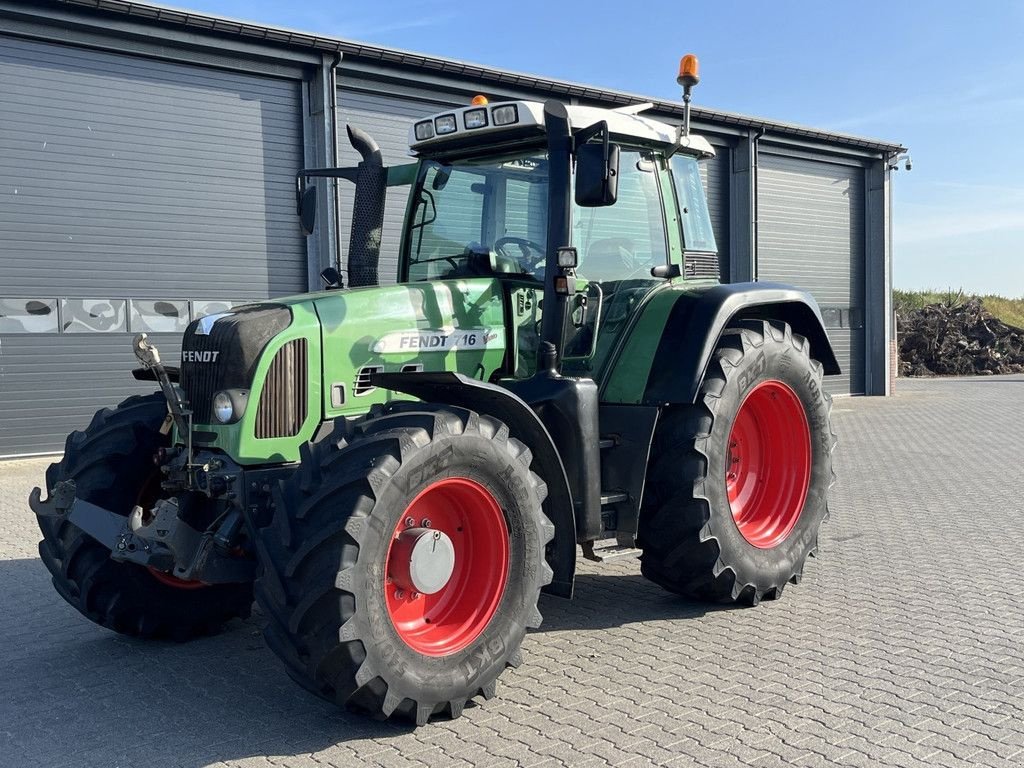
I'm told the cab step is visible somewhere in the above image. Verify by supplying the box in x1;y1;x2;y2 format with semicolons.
581;541;643;562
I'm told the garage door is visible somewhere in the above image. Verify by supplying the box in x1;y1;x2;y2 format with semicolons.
757;152;865;395
0;36;306;456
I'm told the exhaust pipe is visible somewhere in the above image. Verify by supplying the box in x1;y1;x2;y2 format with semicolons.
346;125;386;288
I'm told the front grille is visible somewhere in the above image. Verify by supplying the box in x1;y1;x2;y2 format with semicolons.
180;304;291;421
685;252;721;280
255;339;308;439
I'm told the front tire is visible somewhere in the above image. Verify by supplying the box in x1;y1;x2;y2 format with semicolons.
35;393;253;640
254;403;553;725
639;320;836;605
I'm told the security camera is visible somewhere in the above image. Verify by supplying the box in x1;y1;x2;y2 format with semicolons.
889;152;912;172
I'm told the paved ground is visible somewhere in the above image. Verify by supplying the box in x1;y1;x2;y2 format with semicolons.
2;376;1023;768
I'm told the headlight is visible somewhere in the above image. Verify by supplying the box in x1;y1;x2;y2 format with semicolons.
491;105;519;126
434;114;457;135
463;108;488;129
213;391;234;423
414;120;434;141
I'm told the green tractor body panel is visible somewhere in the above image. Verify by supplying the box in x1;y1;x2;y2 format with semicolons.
181;278;508;464
313;278;508;418
598;280;712;404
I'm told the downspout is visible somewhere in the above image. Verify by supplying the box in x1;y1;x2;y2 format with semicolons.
751;125;766;282
328;52;343;277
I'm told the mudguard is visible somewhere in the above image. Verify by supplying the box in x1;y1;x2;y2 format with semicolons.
644;282;841;405
371;371;576;598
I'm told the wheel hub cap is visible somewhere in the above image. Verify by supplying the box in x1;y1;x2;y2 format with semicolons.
389;528;456;595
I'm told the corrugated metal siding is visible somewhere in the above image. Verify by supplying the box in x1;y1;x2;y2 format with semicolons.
0;35;306;456
699;149;730;281
757;152;865;395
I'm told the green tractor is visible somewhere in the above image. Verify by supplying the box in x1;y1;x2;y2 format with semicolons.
31;57;837;724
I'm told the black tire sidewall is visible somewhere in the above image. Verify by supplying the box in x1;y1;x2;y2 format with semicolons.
701;329;832;589
348;430;544;703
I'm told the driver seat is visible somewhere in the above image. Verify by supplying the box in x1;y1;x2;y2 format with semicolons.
581;237;637;281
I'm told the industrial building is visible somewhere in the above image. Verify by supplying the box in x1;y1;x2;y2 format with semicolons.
0;0;904;457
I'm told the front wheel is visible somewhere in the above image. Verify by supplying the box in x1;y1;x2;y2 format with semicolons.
639;319;836;605
254;403;553;724
35;394;253;639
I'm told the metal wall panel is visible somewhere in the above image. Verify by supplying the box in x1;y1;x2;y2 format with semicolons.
757;152;865;395
699;149;730;281
0;35;306;456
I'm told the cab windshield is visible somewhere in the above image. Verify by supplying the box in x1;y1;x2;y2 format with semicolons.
403;147;677;284
405;151;549;282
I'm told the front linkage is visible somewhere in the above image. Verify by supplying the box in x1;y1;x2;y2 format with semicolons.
30;451;259;585
30;334;278;588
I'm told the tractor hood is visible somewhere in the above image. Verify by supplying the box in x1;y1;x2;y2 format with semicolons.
177;278;508;464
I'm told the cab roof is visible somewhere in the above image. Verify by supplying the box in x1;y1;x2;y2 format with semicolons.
408;100;716;159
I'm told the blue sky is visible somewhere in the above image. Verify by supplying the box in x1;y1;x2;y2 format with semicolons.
182;0;1024;296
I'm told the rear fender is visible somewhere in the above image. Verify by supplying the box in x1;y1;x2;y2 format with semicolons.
644;283;841;405
371;371;576;598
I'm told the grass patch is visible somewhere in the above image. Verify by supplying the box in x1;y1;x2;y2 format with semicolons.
894;289;1024;329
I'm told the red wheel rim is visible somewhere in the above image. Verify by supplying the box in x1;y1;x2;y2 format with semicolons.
726;380;811;549
384;478;509;656
147;567;207;590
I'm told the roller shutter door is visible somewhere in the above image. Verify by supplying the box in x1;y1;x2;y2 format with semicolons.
0;36;305;456
757;152;865;395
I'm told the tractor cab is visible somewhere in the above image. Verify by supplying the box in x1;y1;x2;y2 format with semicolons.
398;98;720;380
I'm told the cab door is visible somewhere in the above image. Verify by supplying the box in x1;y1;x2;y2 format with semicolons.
561;149;674;383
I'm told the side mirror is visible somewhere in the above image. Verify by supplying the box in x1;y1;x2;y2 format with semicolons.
319;266;343;289
575;141;619;207
298;184;317;235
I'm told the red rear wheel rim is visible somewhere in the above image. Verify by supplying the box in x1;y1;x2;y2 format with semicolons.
384;477;509;656
726;380;812;549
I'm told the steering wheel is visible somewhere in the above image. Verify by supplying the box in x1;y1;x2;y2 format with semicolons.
494;236;546;272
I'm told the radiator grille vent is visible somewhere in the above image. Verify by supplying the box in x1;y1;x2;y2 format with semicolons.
255;338;308;439
354;365;383;396
685;252;721;280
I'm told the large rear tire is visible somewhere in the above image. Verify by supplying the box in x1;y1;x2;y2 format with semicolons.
35;393;253;640
254;403;553;725
638;320;836;605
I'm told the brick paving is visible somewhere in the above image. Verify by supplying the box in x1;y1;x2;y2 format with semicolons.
1;376;1023;767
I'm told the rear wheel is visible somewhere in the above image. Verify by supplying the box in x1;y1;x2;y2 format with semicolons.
35;394;253;639
638;320;836;605
254;403;553;724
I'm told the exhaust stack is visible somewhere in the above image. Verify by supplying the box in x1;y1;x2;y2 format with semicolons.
345;125;386;288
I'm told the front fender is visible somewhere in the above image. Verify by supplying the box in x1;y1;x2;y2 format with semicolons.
606;282;840;406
